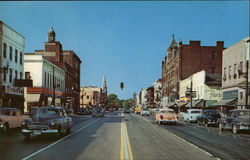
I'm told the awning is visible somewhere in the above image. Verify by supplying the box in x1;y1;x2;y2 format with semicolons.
212;98;237;106
186;99;203;108
177;101;189;107
166;102;176;107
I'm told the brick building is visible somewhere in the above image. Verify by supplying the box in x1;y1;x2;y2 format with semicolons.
146;86;154;108
34;28;81;112
161;35;224;106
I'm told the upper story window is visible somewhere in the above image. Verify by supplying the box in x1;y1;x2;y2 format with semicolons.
223;67;227;81
9;46;13;60
15;70;18;79
9;68;12;82
25;72;31;80
20;52;23;65
228;66;232;79
20;72;23;79
211;51;217;60
45;72;47;86
233;64;237;78
3;70;7;81
3;43;7;58
15;49;18;63
211;67;216;74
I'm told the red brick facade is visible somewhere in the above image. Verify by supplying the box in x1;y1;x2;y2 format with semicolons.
35;29;81;112
162;36;224;103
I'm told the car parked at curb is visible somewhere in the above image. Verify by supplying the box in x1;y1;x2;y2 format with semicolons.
21;106;73;141
183;109;202;123
218;109;250;134
155;108;177;125
197;109;221;127
141;108;150;116
92;107;104;117
0;108;29;133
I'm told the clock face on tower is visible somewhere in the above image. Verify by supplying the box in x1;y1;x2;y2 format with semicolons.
48;28;56;42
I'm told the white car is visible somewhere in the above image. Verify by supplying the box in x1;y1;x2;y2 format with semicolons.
141;109;150;116
183;109;202;123
0;108;29;133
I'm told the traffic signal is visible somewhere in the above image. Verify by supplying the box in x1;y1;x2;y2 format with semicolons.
120;82;124;90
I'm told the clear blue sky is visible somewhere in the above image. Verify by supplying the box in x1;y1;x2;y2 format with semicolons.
0;1;249;99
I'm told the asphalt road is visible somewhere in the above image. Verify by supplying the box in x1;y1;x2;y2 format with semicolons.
0;112;249;160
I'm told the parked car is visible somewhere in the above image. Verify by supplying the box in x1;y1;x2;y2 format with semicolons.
141;108;150;116
218;109;250;134
21;106;73;141
0;107;29;133
77;108;91;115
123;108;131;114
197;110;221;127
92;107;104;117
155;108;177;125
183;109;202;123
29;107;39;117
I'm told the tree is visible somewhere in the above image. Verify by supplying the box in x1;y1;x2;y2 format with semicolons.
107;94;120;106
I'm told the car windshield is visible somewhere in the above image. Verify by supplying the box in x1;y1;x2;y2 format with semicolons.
161;110;175;114
207;110;219;115
0;109;11;115
47;109;60;115
191;111;201;114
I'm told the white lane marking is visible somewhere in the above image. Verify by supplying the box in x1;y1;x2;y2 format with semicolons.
22;119;100;160
136;114;221;160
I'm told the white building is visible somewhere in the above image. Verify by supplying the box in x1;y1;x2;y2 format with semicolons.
24;54;65;112
140;88;147;106
0;21;25;110
179;70;221;108
217;37;250;108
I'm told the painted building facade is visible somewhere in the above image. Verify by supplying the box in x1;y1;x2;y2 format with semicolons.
80;86;101;108
0;21;25;110
24;54;65;112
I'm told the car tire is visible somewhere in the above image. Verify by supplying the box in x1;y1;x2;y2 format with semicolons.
219;123;224;131
66;125;72;134
232;125;238;134
23;134;31;142
55;125;61;138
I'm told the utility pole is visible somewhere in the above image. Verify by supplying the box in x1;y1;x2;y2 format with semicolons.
190;76;193;109
52;66;55;106
246;60;249;107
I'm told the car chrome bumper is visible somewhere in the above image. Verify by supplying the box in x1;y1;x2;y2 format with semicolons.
21;129;58;135
239;125;250;130
207;121;218;125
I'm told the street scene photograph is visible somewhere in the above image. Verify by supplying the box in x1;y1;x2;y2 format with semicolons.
0;1;249;160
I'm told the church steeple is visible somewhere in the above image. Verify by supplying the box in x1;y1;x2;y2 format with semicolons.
48;27;56;43
168;34;177;49
102;76;107;95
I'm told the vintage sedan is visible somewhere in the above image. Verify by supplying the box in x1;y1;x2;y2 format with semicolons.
218;109;250;134
0;107;29;133
197;110;221;127
155;108;177;125
21;106;73;140
183;109;202;123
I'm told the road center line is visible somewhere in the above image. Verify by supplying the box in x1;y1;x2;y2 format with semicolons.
120;113;133;160
22;118;100;160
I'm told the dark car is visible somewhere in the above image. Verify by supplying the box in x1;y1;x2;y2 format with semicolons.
92;107;104;117
197;110;221;127
123;108;131;114
21;106;73;141
77;108;91;115
218;109;250;134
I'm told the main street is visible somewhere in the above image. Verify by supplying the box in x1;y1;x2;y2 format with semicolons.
0;112;249;160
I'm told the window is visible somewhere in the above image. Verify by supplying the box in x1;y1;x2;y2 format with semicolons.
9;46;12;60
47;73;50;87
211;51;216;60
234;64;237;78
239;61;243;77
15;49;18;63
20;52;23;64
223;67;227;80
3;43;7;58
240;92;243;99
15;70;18;79
25;72;31;79
211;67;216;74
3;70;6;81
45;72;47;86
9;68;12;82
228;66;231;79
20;72;23;79
87;95;89;99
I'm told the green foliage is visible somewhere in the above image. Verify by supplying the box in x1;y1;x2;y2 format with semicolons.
107;94;133;108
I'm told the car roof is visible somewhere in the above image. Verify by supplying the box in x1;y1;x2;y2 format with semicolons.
187;109;201;111
0;107;20;110
160;108;174;111
38;106;64;110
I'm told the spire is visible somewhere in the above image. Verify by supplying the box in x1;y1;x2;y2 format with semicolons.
168;34;177;49
102;76;107;95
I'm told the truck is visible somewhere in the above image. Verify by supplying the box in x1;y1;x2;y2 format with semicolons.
134;106;142;114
